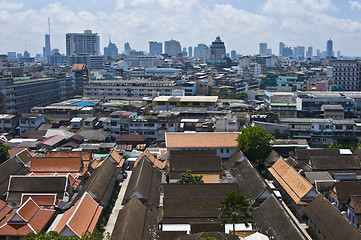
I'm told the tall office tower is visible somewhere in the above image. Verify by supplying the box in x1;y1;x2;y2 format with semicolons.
279;42;285;56
7;52;16;61
317;50;321;57
43;34;51;63
327;39;333;57
284;47;293;57
164;39;181;56
231;50;237;60
194;44;207;59
337;51;341;58
149;41;162;56
259;43;267;55
210;36;226;61
66;30;100;57
23;51;30;58
294;46;305;60
333;60;361;91
182;47;187;56
104;39;118;59
124;42;132;54
188;47;193;58
306;47;313;59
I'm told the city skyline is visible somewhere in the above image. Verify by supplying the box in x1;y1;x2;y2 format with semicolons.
2;0;361;56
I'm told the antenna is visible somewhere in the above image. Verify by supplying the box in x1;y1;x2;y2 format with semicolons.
48;17;51;53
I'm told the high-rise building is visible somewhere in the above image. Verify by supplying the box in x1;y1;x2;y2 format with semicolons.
279;42;285;56
66;30;100;57
230;50;237;60
23;51;30;58
194;44;207;59
149;41;162;56
104;39;118;59
306;47;313;59
333;60;361;91
259;43;267;55
210;36;226;61
164;39;181;56
294;46;305;60
327;39;333;57
188;47;192;58
124;42;132;54
43;34;51;63
182;47;187;56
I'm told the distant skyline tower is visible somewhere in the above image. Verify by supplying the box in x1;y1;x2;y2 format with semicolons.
279;42;285;56
210;36;226;61
259;43;267;55
124;42;132;54
104;36;118;59
66;30;100;56
164;39;181;56
231;50;237;60
188;47;192;58
43;34;51;63
327;39;333;57
149;41;162;56
306;46;313;59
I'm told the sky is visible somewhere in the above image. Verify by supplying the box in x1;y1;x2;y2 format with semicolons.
2;0;361;56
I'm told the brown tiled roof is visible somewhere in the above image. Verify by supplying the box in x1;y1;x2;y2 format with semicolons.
14;149;33;164
21;194;56;206
166;132;239;148
309;155;361;171
332;181;361;203
0;198;54;236
268;157;316;205
0;158;29;198
222;150;246;169
46;151;91;161
22;130;47;140
30;157;82;173
265;150;280;167
111;197;157;240
71;64;87;70
90;149;124;169
304;194;361;240
295;148;340;168
252;195;307;240
0;200;12;222
122;158;161;206
8;148;30;158
116;132;148;142
53;192;103;237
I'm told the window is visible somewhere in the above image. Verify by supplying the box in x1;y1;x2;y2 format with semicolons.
220;149;223;153
335;125;342;130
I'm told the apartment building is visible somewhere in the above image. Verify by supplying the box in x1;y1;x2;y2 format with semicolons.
333;60;361;91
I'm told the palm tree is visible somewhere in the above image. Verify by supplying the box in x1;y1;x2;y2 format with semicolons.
218;192;253;240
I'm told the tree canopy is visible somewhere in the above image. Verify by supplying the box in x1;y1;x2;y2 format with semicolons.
177;169;203;184
0;141;10;164
236;125;275;164
218;192;253;239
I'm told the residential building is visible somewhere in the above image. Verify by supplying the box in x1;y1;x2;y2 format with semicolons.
0;75;74;114
84;79;178;98
144;68;181;77
152;96;218;111
164;39;181;56
66;30;100;57
347;195;361;229
259;43;267;55
0;114;18;134
149;41;162;56
19;114;45;136
0;55;7;74
70;64;89;95
255;55;277;68
333;59;361;91
264;91;298;118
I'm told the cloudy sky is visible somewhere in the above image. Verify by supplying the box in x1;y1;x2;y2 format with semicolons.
1;0;361;56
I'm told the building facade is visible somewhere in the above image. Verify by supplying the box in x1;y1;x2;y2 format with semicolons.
333;60;361;91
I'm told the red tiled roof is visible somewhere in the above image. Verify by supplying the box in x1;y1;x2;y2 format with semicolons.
134;149;165;169
21;194;56;207
8;148;28;158
53;192;103;237
0;200;12;222
30;157;82;173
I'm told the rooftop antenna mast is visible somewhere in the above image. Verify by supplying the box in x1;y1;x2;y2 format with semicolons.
48;17;51;53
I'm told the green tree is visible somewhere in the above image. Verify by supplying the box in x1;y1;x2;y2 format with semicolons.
218;192;253;240
236;125;275;165
177;169;203;184
0;141;10;164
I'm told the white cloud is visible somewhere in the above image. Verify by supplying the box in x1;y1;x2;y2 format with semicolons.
262;0;337;16
349;1;361;10
0;1;24;10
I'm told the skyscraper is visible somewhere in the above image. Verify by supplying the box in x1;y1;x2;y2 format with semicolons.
164;39;181;56
306;47;313;59
210;36;226;61
188;47;193;58
279;42;285;56
43;34;51;63
327;39;333;57
149;41;162;56
259;43;267;55
231;50;237;60
104;39;118;59
124;42;132;54
66;30;100;57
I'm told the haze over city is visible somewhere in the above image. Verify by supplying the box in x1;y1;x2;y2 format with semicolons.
2;0;361;56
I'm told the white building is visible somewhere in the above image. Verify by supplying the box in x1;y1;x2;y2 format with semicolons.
66;30;100;57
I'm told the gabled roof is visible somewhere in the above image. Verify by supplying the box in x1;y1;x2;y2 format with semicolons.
349;195;361;215
252;195;307;240
304;194;361;240
71;64;87;70
0;158;29;198
46;151;91;161
295;148;340;168
122;158;161;206
37;135;66;147
332;181;361;202
111;197;157;240
6;176;68;204
14;149;33;165
134;149;165;169
232;158;270;202
74;157;119;206
165;132;239;148
222;150;246;169
309;155;361;171
268;157;316;205
304;171;334;185
20;194;56;207
22;130;47;140
0;200;12;222
90;149;124;169
116;132;148;142
53;192;102;238
264;150;280;167
30;157;82;173
0;198;54;236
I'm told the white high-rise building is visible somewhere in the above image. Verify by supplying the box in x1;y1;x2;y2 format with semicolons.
149;41;162;56
66;30;100;57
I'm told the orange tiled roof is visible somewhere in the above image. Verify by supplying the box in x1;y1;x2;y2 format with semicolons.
268;157;315;205
46;151;92;162
134;149;165;169
0;198;54;236
21;194;56;207
53;192;103;237
71;64;87;70
166;132;239;148
0;200;12;222
90;150;124;169
30;157;82;173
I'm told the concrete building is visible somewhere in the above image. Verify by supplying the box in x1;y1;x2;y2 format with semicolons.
0;74;74;114
104;40;118;59
259;43;267;56
164;39;181;56
210;36;226;61
0;55;7;73
327;39;333;57
66;30;100;64
149;41;162;56
43;34;51;63
0;114;18;134
333;60;360;91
